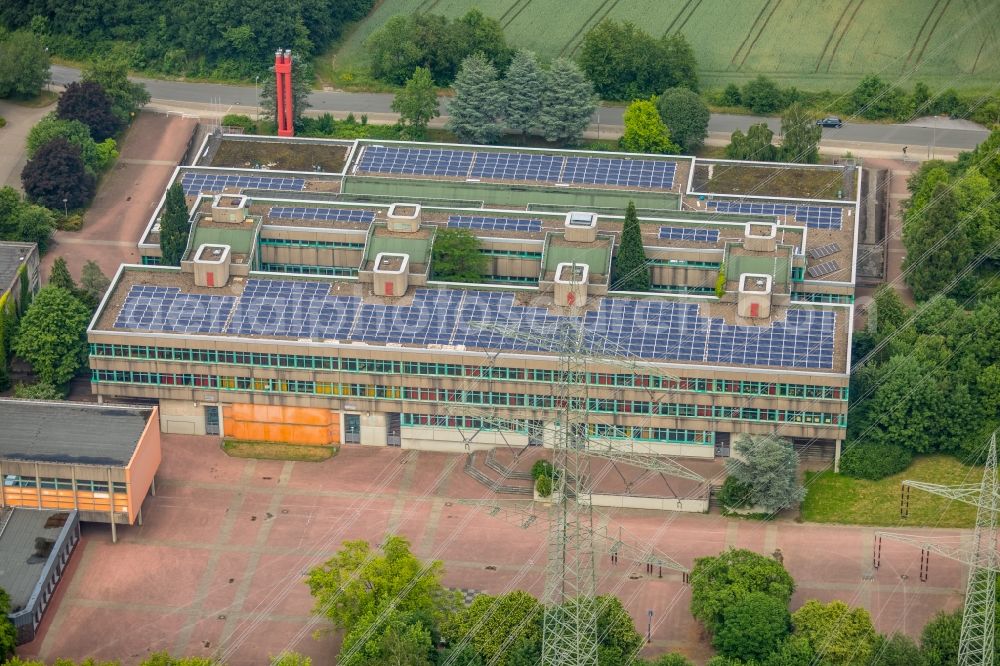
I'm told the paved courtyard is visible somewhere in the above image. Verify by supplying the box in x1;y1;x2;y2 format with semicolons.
19;436;966;665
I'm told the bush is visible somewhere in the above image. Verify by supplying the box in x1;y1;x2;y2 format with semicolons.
531;459;554;480
838;442;912;480
13;381;64;400
535;475;552;497
718;476;752;509
55;214;84;231
221;113;256;133
0;116;6;128
741;76;785;114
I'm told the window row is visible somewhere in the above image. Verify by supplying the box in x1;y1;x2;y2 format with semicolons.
4;475;126;493
93;370;845;426
259;238;365;249
91;344;846;400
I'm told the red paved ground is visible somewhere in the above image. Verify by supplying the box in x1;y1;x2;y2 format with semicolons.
41;112;197;282
18;436;967;665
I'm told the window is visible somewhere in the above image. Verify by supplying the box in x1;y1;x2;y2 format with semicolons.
39;478;73;490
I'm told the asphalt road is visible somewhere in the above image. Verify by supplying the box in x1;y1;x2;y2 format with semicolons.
52;65;991;150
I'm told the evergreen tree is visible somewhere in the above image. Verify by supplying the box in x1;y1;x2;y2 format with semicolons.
538;59;596;145
612;201;650;291
48;257;76;291
780;102;822;163
391;67;440;139
902;183;973;300
80;260;111;304
725;434;805;512
159;183;190;266
447;53;504;144
503;50;544;140
620;98;680;154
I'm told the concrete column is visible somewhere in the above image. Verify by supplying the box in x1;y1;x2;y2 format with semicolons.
834;439;843;473
0;462;6;508
108;468;117;544
151;476;156;497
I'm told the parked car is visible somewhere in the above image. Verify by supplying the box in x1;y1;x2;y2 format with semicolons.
816;116;844;128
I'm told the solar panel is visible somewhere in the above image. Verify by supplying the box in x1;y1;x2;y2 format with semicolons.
807;260;840;278
448;215;543;233
707;201;843;230
226;279;359;339
269;207;375;223
563;157;676;189
808;242;841;259
114;285;236;334
357;145;474;177
180;173;306;195
658;226;720;243
469;152;564;182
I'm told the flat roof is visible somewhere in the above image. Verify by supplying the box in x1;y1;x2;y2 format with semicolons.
93;268;848;373
0;508;72;612
0;400;150;467
0;242;34;294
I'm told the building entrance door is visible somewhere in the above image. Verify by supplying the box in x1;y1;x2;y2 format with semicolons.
387;413;401;447
344;414;361;444
714;432;730;457
205;406;220;436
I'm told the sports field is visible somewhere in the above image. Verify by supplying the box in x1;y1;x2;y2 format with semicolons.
330;0;999;91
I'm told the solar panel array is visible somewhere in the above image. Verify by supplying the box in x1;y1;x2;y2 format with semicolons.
180;172;306;195
707;201;843;230
658;226;720;243
807;260;840;278
808;242;841;259
448;215;542;233
357;145;676;190
357;146;474;176
114;285;236;334
112;279;837;368
269;206;375;223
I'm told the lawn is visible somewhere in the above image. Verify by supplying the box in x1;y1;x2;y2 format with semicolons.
801;455;983;528
222;439;336;462
323;0;999;92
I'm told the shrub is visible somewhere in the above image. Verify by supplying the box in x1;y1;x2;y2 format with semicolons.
531;459;554;480
221;113;255;133
0;116;6;128
56;214;83;231
535;474;552;497
13;381;64;400
718;476;751;509
838;442;912;480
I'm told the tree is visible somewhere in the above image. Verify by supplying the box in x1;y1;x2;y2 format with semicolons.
431;228;487;282
49;257;76;291
391;67;439;139
761;636;814;666
919;609;961;666
903;183;974;300
539;59;597;145
612;201;650;291
791;600;876;666
270;654;312;666
871;632;926;666
780;102;822;163
503;50;545;140
591;594;645;665
340;610;436;666
306;536;455;636
0;588;16;661
12;205;55;252
80;260;111;304
656;87;709;153
159;183;190;266
642;655;693;666
0;31;50;99
725;122;777;161
741;76;784;114
713;591;790;662
26;115;108;173
848;75;908;121
868;285;908;339
689;548;795;635
260;55;313;129
57;80;123;141
447;54;504;144
442;591;541;666
13;286;91;388
21;138;97;211
138;653;216;666
725;434;805;512
620;98;680;154
82;56;150;123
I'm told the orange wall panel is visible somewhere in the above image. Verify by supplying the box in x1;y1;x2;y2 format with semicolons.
222;404;340;446
125;406;163;525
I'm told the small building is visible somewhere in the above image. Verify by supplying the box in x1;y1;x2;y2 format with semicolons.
0;508;80;644
0;400;161;542
0;241;40;312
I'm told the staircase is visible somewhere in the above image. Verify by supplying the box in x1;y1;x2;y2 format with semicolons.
463;452;532;495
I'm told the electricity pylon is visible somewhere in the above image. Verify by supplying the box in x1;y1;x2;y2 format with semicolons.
461;307;706;666
873;432;999;666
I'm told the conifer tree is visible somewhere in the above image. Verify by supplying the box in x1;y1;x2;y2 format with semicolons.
612;201;650;291
159;183;190;266
48;257;76;291
539;59;596;145
446;53;504;144
503;50;544;140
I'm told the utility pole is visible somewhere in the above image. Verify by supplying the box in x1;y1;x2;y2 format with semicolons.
874;432;999;666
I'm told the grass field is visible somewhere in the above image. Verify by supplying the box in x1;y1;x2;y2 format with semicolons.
801;455;983;528
325;0;1000;91
222;439;336;462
